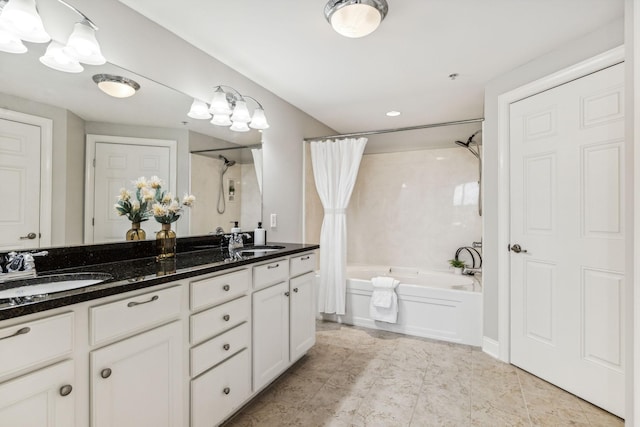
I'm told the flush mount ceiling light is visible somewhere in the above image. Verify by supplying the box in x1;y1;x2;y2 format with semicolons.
324;0;388;38
92;74;140;98
187;85;269;132
0;0;106;72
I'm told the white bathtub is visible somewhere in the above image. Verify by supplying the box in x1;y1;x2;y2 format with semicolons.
321;265;483;346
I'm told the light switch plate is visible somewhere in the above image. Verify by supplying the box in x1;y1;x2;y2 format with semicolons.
270;213;277;228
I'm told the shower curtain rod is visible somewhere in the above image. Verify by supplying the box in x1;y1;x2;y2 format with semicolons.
303;117;484;142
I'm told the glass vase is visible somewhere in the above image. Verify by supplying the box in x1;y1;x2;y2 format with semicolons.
126;222;146;241
156;223;176;259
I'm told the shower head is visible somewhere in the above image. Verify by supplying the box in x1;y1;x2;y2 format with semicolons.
219;154;236;167
454;129;482;159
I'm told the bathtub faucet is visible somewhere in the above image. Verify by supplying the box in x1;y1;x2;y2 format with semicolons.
463;267;482;276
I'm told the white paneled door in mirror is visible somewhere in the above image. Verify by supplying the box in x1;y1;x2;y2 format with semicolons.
509;62;625;417
0;119;41;250
92;140;172;243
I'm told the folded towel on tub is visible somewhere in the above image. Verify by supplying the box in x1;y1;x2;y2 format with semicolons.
370;276;400;323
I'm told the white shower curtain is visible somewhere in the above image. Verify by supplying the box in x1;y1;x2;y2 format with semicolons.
310;137;367;315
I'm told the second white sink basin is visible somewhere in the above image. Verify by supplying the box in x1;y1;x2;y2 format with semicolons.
0;272;113;299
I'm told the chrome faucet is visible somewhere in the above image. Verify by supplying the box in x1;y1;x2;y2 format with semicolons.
1;251;48;281
463;266;482;276
228;233;252;259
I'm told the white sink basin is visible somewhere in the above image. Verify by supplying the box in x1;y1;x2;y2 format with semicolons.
238;246;286;256
0;272;113;299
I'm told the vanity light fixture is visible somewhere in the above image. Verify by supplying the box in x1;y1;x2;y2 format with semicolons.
324;0;388;38
0;0;106;72
187;85;270;132
92;74;140;98
386;110;400;117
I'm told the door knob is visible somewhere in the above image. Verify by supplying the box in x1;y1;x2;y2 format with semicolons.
19;232;37;240
509;244;527;253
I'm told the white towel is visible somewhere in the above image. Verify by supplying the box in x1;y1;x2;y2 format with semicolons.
370;276;400;323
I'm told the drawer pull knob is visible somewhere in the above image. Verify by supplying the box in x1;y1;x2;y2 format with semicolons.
100;368;112;379
301;256;310;260
223;314;230;322
284;291;290;297
59;384;73;396
223;343;230;351
293;288;299;293
267;264;279;269
127;295;159;307
223;387;231;395
0;326;30;341
223;284;230;291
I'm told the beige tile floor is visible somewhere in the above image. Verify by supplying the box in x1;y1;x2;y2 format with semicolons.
223;321;624;426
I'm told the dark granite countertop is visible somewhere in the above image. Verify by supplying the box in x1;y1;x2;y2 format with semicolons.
0;237;318;321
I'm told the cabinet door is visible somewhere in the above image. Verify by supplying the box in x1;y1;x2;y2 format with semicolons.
0;360;75;427
290;272;316;361
252;282;289;391
91;321;182;427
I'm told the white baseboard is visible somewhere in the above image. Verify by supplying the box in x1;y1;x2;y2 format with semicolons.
482;336;500;359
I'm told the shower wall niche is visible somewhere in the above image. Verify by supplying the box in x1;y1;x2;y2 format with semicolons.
305;145;482;272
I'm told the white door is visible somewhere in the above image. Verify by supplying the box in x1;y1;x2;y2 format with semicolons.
91;321;183;427
252;281;290;391
0;119;41;250
290;272;316;361
510;63;625;416
92;142;171;243
0;360;75;426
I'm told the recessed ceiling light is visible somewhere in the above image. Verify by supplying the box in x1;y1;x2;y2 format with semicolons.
386;110;400;117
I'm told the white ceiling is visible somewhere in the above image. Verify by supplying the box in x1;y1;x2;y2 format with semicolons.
119;0;624;137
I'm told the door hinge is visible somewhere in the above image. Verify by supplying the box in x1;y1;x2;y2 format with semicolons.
92;158;96;167
92;218;95;226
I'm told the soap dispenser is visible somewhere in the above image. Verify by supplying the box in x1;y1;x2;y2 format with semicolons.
230;221;241;233
254;222;266;246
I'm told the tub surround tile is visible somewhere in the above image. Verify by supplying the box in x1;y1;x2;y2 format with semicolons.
222;321;623;427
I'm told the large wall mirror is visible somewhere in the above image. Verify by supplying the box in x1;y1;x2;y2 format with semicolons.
0;41;263;248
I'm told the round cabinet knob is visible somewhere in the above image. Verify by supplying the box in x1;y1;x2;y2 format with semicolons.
223;387;231;395
284;291;290;297
223;314;230;322
59;384;73;396
222;284;230;292
100;368;112;379
223;343;230;351
293;288;299;293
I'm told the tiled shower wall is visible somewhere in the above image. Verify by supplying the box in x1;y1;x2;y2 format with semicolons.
305;146;482;271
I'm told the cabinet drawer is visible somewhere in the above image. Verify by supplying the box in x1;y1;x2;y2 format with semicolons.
191;349;251;427
191;269;249;311
190;322;250;377
253;258;288;290
90;285;182;346
0;312;73;379
290;252;316;278
190;296;249;345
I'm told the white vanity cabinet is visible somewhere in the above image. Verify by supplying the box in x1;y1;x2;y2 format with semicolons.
89;286;184;427
189;268;252;427
252;252;317;391
0;312;75;426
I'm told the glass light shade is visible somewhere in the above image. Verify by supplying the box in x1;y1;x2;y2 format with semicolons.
187;99;212;120
210;114;232;126
230;100;251;123
0;25;27;53
230;121;250;132
249;108;270;130
93;74;140;98
39;41;83;73
63;21;106;65
209;88;232;115
330;3;382;38
1;0;50;43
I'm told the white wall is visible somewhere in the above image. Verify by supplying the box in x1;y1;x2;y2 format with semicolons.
71;0;335;243
482;18;625;342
